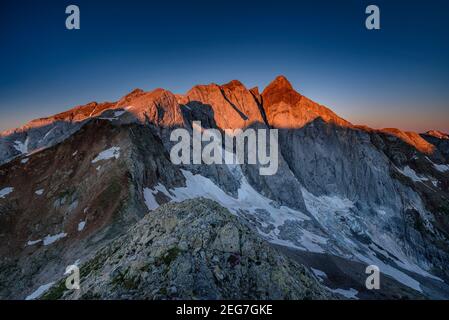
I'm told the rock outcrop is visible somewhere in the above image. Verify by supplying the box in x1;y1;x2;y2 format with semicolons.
45;199;332;300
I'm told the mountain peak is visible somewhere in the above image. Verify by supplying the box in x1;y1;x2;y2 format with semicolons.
222;79;246;90
424;130;449;140
263;75;294;94
261;75;353;129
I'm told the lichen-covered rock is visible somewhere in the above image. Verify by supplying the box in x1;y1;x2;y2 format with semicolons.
51;199;333;300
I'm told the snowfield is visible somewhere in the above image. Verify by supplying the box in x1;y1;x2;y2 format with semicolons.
144;169;324;254
142;165;444;293
301;185;443;293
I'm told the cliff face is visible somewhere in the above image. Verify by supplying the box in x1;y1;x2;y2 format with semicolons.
1;76;449;300
178;80;266;130
261;76;352;129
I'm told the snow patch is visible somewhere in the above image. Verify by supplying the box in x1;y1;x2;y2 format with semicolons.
270;231;327;253
327;287;359;299
144;188;160;210
27;239;42;246
35;189;44;196
0;187;14;199
25;282;55;300
146;170;308;224
425;157;449;172
21;158;29;164
43;233;67;246
92;147;120;163
434;163;449;172
144;170;321;252
311;268;327;281
13;138;29;154
78;220;86;231
398;166;428;182
114;110;126;117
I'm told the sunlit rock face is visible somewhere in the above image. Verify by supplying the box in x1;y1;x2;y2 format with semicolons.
261;76;352;129
178;79;266;130
1;76;449;300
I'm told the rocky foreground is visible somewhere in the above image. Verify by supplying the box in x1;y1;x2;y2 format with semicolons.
43;199;332;300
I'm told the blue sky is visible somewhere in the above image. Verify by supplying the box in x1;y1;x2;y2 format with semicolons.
0;0;448;132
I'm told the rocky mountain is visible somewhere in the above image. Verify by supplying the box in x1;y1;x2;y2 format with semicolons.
43;199;332;300
1;76;449;300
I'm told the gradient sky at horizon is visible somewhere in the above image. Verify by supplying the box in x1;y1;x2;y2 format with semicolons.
0;0;448;133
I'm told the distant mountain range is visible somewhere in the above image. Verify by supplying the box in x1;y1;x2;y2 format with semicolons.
1;76;448;300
